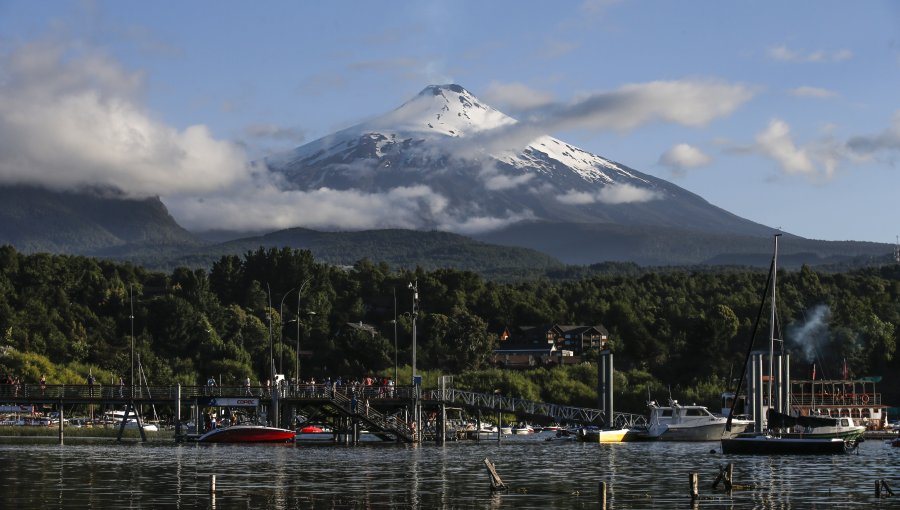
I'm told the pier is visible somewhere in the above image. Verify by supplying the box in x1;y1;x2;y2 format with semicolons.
0;382;643;443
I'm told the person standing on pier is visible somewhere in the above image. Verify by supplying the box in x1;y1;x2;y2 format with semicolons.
40;374;46;396
87;372;95;398
206;376;216;396
244;376;252;396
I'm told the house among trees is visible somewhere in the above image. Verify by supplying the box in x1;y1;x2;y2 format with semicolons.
492;324;609;368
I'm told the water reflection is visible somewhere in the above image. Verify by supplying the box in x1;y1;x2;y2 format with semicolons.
0;435;896;508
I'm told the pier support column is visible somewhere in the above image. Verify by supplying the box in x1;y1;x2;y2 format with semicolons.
175;384;182;438
58;401;64;445
599;349;614;427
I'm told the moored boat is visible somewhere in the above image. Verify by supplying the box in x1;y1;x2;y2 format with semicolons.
512;423;534;435
721;236;855;455
646;400;749;441
197;424;296;443
576;426;629;443
721;434;852;454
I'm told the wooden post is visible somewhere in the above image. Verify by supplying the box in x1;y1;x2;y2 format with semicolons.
497;409;501;444
58;402;64;445
210;474;216;510
724;463;734;491
476;409;482;442
876;479;882;498
483;458;507;491
690;472;699;500
599;481;607;510
175;384;182;438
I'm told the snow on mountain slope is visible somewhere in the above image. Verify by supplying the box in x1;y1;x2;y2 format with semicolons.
264;84;773;238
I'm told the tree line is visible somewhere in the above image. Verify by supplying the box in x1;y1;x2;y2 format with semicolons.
1;245;897;411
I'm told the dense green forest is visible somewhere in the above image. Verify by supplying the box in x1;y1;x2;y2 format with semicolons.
1;245;898;412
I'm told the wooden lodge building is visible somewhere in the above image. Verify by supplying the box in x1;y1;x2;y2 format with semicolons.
491;324;609;368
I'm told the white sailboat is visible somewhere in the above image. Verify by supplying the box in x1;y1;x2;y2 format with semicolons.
721;235;855;455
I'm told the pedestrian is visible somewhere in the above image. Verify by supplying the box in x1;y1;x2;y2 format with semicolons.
87;372;95;398
244;376;252;396
364;397;369;417
206;376;216;395
350;394;358;414
40;374;46;396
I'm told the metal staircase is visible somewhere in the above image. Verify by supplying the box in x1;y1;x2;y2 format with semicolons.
328;390;416;443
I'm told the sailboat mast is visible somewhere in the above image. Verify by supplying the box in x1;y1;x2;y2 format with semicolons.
767;234;781;430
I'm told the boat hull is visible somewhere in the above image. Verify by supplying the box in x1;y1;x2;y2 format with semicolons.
198;425;296;443
577;427;629;443
650;422;728;441
721;435;851;455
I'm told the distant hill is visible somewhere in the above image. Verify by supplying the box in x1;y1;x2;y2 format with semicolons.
0;185;201;256
474;221;894;268
131;227;565;278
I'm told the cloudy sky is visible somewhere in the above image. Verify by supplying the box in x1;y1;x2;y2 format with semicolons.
0;1;898;243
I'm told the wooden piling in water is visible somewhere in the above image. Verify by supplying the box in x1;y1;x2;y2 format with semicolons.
690;472;699;500
58;402;64;445
725;463;733;491
876;479;894;498
599;481;607;510
483;458;507;491
210;474;216;493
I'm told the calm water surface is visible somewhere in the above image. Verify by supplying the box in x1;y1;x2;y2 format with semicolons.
0;433;897;509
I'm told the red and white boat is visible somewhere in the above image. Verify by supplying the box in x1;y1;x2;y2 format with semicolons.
197;424;296;443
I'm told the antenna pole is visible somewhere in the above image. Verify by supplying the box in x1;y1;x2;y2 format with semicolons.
767;234;781;431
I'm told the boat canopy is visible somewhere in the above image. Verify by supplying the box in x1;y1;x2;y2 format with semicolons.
767;409;839;428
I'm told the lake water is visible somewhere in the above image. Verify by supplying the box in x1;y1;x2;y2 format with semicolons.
0;433;896;509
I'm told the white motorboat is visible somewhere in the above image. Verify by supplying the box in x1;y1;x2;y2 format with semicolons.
512;423;534;435
647;400;748;441
104;410;159;432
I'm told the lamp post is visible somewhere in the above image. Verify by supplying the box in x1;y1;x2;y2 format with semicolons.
278;277;314;383
296;310;316;389
408;280;418;387
393;288;398;384
266;283;277;391
408;279;419;440
129;284;135;400
279;286;300;376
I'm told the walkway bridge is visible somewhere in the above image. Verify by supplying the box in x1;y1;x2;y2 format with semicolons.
422;388;648;428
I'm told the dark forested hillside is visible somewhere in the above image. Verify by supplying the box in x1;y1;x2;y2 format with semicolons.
1;245;898;410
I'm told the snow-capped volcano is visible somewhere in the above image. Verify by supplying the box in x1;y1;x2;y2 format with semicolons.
266;84;772;239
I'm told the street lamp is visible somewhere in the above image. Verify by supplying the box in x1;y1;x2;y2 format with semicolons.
296;310;316;389
279;287;299;376
393;287;398;384
408;280;418;387
129;284;135;399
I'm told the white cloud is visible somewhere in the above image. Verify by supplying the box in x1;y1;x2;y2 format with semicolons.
749;119;851;180
483;81;556;111
789;86;837;98
847;110;900;156
754;119;816;175
597;183;661;204
477;162;535;190
0;40;249;198
556;184;661;205
659;143;712;172
557;190;597;205
768;45;853;63
165;182;532;234
456;79;756;157
562;80;755;131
